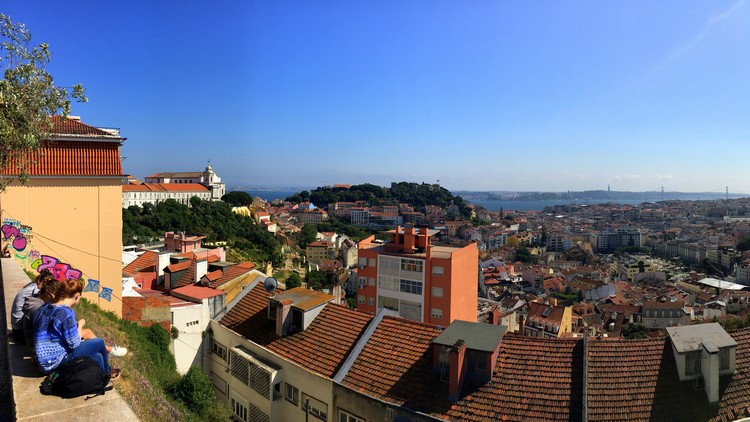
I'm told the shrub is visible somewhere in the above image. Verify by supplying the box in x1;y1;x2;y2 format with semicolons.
169;367;216;414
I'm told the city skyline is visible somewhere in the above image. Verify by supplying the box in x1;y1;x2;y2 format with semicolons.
4;1;750;193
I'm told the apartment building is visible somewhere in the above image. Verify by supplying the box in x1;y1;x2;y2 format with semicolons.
356;225;478;325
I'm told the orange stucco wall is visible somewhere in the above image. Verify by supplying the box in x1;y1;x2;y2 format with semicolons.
0;177;123;315
444;243;478;323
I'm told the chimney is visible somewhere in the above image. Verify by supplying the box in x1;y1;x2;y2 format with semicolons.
157;252;171;279
194;259;208;284
404;226;416;253
701;341;721;403
275;300;293;337
488;305;500;325
448;339;467;402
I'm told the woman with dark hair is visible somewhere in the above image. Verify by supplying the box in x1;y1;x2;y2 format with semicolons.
33;277;121;379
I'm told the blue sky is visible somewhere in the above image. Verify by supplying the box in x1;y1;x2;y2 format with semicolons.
4;1;750;193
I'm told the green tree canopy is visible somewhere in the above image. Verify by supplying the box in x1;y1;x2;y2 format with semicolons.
123;198;283;267
222;191;253;207
0;14;86;189
738;236;750;252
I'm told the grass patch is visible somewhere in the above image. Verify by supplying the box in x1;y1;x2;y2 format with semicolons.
75;299;229;421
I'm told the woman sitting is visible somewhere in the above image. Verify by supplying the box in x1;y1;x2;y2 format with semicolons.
33;277;121;379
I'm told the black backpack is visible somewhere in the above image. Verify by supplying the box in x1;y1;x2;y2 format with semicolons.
40;356;112;399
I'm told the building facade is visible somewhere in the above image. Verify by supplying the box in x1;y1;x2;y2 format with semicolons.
123;163;226;207
356;226;478;325
0;116;125;315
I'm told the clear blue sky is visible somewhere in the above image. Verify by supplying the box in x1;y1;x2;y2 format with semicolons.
4;1;750;193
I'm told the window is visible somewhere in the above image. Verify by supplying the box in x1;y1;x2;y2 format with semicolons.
379;296;399;311
232;398;248;422
432;287;444;297
339;410;366;422
357;296;365;304
368;258;376;267
400;279;423;295
721;347;731;370
431;308;443;319
432;266;444;276
268;301;278;320
358;257;367;267
358;277;366;289
685;351;699;376
302;394;328;421
368;296;374;305
285;383;299;405
379;276;399;291
211;340;227;361
401;258;424;272
368;277;375;286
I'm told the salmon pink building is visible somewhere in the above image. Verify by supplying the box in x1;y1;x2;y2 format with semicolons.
356;225;478;324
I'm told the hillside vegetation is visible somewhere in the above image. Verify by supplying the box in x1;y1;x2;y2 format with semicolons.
286;181;471;218
65;298;230;421
122;197;283;267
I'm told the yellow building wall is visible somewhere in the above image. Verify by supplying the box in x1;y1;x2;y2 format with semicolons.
0;178;123;315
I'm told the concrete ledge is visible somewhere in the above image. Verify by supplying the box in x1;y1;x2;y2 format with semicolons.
2;258;139;421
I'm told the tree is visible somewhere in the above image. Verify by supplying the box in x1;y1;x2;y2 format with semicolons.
222;191;252;207
622;323;649;339
0;14;86;189
299;224;318;249
738;236;750;252
286;272;301;289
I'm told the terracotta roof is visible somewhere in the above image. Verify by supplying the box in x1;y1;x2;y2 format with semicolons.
342;316;448;412
220;282;277;345
267;304;373;377
1;140;122;176
166;260;191;273
586;330;750;421
526;301;567;325
123;251;158;277
446;335;584;421
171;284;226;300
48;116;122;138
122;183;209;192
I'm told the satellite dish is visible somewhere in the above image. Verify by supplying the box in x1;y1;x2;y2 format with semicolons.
263;277;278;292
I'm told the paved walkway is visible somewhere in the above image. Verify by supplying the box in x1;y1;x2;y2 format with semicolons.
1;257;139;421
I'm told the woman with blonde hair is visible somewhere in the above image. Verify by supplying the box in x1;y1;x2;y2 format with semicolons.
33;277;121;378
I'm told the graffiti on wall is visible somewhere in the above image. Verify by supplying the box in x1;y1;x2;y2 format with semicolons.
31;255;83;281
84;279;113;302
3;218;112;302
2;219;32;252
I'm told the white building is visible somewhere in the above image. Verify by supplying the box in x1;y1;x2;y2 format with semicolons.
123;163;227;208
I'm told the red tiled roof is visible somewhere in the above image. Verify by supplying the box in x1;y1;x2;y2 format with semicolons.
268;304;373;377
171;284;226;300
342;316;448;411
220;282;276;344
48;116;121;138
122;183;209;192
123;251;158;277
2;141;122;176
1;116;124;177
447;335;583;421
166;260;191;272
